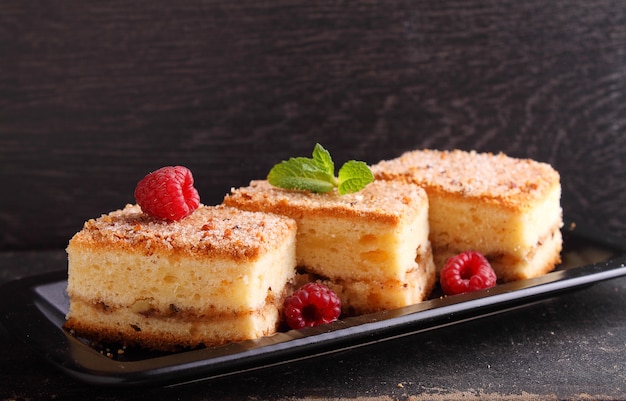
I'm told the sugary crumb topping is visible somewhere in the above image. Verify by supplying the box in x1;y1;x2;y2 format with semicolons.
371;149;560;207
70;204;296;260
224;179;427;224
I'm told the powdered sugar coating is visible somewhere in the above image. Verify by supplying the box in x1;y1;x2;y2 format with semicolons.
71;204;296;260
224;179;427;225
372;149;560;210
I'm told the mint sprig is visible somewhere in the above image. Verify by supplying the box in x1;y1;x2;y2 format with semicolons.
267;143;374;195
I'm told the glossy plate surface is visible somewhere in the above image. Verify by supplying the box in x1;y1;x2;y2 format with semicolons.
1;221;625;387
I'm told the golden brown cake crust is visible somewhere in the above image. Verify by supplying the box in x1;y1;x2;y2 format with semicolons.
223;179;427;225
372;149;560;211
69;204;297;261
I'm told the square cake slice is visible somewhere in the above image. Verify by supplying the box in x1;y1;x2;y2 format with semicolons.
65;204;297;351
371;149;563;281
223;179;436;314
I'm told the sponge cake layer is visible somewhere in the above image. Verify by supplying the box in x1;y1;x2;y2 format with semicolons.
65;204;297;350
372;149;563;281
224;179;436;313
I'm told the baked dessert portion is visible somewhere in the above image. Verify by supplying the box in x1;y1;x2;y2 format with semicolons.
223;179;436;314
372;149;563;281
65;204;297;351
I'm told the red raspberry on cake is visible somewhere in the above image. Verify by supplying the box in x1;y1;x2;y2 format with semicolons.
439;251;497;295
283;283;341;329
134;166;200;221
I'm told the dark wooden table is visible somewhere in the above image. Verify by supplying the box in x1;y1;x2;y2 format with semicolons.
2;0;626;399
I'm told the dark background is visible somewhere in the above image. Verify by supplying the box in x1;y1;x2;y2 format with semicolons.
1;0;624;251
1;2;626;399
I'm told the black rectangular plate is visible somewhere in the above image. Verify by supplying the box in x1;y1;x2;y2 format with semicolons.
1;221;625;387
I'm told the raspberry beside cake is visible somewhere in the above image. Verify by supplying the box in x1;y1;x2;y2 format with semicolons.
372;149;563;282
223;179;437;314
65;204;297;351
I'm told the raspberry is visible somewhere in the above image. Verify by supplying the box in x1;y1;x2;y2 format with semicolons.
283;283;341;329
439;251;497;296
134;166;200;221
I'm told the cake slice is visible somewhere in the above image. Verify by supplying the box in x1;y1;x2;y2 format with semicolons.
223;179;436;314
371;149;563;281
65;204;297;351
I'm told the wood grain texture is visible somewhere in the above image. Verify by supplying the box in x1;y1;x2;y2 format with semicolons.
1;0;625;249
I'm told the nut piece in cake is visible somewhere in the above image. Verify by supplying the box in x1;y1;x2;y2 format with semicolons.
372;149;563;281
223;179;436;314
65;204;297;351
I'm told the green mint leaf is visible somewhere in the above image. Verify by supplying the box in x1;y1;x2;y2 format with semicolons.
337;160;375;195
311;143;335;176
267;157;336;193
267;144;374;195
